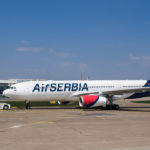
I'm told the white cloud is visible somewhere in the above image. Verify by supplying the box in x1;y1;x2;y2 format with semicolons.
20;40;30;44
49;48;55;53
54;62;89;70
117;63;128;67
129;54;150;65
23;68;39;73
49;49;76;58
55;52;72;58
16;47;44;52
54;62;73;67
78;63;89;70
141;56;150;64
129;54;140;60
23;68;46;73
40;57;50;62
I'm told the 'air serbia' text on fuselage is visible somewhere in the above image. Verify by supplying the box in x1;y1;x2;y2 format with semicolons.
32;83;88;92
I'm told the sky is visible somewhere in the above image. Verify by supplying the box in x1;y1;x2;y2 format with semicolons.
0;0;150;80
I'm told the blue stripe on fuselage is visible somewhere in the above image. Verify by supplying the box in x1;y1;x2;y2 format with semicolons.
127;80;150;99
126;92;150;99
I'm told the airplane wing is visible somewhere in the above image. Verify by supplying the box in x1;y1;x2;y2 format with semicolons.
72;87;150;97
72;91;99;97
102;87;150;96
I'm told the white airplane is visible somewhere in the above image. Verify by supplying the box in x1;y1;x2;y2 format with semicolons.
2;80;150;109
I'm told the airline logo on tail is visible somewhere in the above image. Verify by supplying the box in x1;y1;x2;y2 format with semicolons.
32;83;88;92
144;80;150;87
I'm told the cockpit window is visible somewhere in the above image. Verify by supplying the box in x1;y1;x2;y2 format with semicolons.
9;87;16;90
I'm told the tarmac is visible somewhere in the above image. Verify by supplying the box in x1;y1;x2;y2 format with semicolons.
0;99;150;150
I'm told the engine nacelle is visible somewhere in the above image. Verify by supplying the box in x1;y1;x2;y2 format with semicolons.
79;95;107;108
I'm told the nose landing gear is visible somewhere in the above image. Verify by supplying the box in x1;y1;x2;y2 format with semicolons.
25;101;31;109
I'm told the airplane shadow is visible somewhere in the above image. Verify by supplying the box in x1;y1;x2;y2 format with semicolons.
29;106;150;112
82;106;150;112
31;107;78;110
119;106;150;112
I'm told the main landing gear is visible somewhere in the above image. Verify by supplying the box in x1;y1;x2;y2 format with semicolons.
25;100;31;109
106;104;120;110
106;96;120;110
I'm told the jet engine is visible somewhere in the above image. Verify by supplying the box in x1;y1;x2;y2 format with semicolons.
79;95;107;108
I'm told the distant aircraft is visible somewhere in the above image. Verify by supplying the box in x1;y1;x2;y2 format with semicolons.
3;80;150;109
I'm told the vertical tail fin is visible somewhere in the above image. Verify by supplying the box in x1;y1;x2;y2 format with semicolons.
144;80;150;87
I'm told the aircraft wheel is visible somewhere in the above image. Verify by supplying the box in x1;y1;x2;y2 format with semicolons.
113;104;120;110
106;105;113;110
26;101;31;109
26;104;30;109
3;105;9;110
106;104;120;110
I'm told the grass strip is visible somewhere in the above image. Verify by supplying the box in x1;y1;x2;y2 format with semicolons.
0;101;78;107
132;101;150;104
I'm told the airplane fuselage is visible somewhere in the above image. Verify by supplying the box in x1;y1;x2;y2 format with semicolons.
3;80;150;102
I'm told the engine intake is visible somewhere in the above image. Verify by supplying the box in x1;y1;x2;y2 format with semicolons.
79;95;107;107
